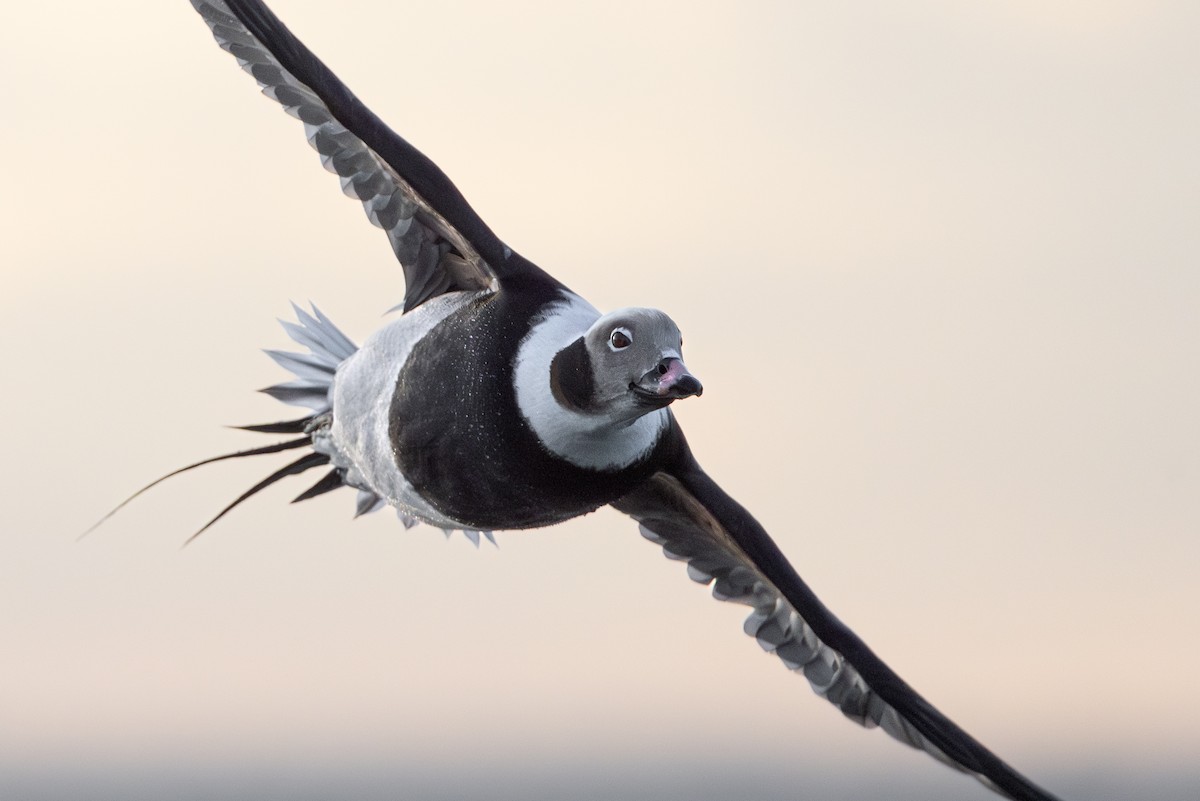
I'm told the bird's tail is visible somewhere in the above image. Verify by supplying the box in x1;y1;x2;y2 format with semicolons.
84;304;386;544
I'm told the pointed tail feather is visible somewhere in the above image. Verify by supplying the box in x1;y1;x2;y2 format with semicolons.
183;451;331;547
85;304;368;541
231;416;315;434
80;436;313;540
292;468;343;503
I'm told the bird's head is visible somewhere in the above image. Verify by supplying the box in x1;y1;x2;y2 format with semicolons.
551;307;702;424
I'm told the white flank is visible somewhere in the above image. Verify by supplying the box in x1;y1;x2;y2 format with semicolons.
514;292;669;470
316;291;484;531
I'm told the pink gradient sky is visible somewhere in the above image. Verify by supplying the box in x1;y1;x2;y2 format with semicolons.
2;2;1198;799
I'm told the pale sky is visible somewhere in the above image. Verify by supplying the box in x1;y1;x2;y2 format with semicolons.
2;2;1198;799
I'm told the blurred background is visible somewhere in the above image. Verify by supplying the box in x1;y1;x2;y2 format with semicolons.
2;1;1198;799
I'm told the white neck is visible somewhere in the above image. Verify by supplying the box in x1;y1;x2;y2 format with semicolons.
513;292;668;471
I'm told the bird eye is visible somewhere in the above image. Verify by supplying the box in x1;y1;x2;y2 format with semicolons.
609;329;632;350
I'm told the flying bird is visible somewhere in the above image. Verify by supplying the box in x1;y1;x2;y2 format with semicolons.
103;2;1064;799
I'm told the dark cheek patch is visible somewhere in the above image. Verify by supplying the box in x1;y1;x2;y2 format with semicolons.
549;336;594;411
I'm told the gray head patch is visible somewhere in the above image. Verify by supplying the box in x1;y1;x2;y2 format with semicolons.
514;293;669;471
583;307;684;421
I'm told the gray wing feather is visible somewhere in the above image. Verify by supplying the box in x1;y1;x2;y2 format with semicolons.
638;524;957;761
617;472;1014;798
191;1;496;309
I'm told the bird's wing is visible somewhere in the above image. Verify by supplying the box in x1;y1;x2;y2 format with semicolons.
191;0;541;311
613;442;1060;801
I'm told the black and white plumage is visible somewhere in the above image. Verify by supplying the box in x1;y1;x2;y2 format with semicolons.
100;2;1062;799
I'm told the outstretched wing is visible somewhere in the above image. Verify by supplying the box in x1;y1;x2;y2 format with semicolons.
191;0;533;311
614;445;1061;801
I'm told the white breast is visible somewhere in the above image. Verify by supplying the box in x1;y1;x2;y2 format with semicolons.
513;291;669;471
